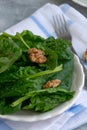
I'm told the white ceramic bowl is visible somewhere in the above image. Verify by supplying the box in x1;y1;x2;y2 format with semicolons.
0;55;85;122
72;0;87;7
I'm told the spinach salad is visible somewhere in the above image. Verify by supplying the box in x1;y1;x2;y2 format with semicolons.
0;30;74;114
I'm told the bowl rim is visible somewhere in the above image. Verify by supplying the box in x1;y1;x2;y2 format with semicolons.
72;0;87;7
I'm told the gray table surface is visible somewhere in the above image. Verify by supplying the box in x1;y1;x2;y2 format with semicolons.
0;0;87;130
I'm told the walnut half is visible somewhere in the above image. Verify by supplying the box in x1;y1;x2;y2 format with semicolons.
28;48;47;64
43;79;61;89
84;49;87;62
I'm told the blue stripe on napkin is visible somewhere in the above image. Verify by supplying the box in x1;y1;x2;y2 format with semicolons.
60;4;70;13
0;119;12;130
68;104;85;114
82;60;87;66
67;19;74;26
30;15;51;37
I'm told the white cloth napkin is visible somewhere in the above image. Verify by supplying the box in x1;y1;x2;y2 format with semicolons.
0;3;87;130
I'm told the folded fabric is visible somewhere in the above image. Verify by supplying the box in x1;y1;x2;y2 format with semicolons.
0;3;87;130
60;4;87;70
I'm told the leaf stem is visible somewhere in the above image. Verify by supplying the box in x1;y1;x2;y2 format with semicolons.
3;32;30;49
16;32;30;49
27;64;63;79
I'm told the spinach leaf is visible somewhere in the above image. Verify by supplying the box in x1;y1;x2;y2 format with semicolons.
0;98;21;114
0;64;62;83
11;87;74;112
0;35;22;73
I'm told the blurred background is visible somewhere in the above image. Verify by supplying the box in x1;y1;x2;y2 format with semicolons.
0;0;87;32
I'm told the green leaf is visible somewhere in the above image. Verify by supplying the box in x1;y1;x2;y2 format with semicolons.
27;64;62;79
11;87;74;112
0;98;21;114
0;36;22;73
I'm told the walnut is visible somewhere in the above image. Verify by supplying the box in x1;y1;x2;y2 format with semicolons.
43;79;61;89
84;49;87;62
28;48;47;64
